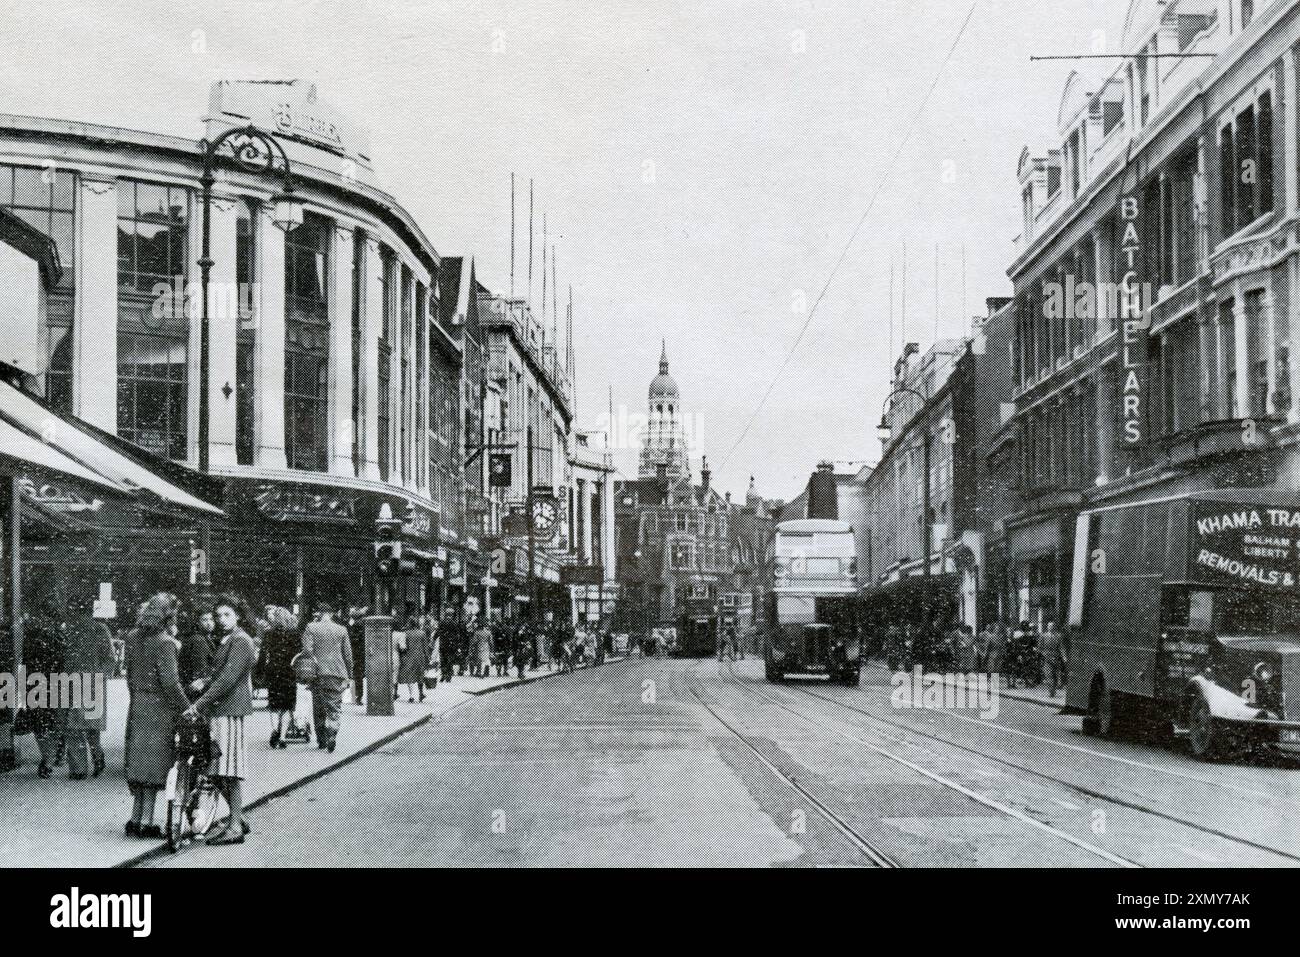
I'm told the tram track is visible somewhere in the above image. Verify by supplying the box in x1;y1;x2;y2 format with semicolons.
726;662;1300;866
687;674;900;867
706;663;1141;867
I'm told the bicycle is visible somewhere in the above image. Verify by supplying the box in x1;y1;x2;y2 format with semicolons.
164;713;223;853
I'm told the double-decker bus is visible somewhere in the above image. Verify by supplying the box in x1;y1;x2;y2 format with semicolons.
763;519;860;684
1067;488;1300;760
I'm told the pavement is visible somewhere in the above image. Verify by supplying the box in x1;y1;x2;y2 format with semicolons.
0;654;626;868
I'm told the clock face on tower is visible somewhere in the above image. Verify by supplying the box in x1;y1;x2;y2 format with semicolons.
530;497;558;536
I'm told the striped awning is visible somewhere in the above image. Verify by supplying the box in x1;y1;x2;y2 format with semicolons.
0;379;223;516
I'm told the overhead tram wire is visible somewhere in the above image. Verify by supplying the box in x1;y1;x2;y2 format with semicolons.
717;1;978;472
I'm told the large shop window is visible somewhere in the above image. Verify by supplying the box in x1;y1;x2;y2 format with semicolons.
117;179;189;460
284;212;331;472
0;164;76;411
235;198;257;466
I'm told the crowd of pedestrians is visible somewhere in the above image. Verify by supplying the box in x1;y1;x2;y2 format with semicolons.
878;617;1070;695
1;587;623;851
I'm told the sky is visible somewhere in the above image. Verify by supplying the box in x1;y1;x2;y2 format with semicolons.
0;0;1130;502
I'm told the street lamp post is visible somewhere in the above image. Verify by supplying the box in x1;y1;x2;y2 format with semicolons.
194;124;302;598
877;386;932;622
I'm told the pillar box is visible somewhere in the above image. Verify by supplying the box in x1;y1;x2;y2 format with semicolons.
364;615;394;717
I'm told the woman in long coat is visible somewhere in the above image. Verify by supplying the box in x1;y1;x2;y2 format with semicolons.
62;601;114;779
256;606;299;748
125;593;189;839
473;618;493;678
397;615;428;702
24;603;66;778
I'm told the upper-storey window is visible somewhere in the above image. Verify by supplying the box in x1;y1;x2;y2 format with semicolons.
0;164;76;410
377;248;393;482
235;198;257;466
1241;0;1254;30
117;180;189;461
284;211;331;472
117;181;187;294
1221;93;1274;239
1103;101;1123;136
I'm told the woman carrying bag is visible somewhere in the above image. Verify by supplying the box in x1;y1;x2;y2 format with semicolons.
396;615;428;703
258;607;300;748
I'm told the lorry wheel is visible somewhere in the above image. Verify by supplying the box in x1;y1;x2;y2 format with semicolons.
765;662;783;683
1187;694;1223;761
841;669;860;687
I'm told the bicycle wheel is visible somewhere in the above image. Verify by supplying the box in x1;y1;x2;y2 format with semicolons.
188;776;224;838
166;762;189;852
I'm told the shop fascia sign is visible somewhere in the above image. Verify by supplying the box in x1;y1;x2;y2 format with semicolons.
1192;503;1300;589
401;500;436;540
252;482;356;523
205;81;375;185
19;477;104;514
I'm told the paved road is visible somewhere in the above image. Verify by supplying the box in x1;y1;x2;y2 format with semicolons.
149;657;1300;867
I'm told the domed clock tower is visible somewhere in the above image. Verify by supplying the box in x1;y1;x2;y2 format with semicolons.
639;340;689;480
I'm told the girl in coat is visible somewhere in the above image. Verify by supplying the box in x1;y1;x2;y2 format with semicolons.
124;593;189;839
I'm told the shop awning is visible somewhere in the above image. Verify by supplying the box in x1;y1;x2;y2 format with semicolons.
0;416;127;492
0;380;222;517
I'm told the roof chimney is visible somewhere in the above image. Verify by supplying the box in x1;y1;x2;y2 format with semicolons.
700;456;711;493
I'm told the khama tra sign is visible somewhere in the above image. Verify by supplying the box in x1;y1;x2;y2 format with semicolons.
1193;503;1300;589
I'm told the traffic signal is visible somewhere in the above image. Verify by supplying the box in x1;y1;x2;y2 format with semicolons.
374;524;403;577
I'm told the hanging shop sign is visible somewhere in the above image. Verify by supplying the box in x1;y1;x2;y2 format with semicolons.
1117;188;1148;447
489;452;513;488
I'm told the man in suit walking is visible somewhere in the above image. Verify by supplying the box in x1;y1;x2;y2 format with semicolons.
302;600;352;752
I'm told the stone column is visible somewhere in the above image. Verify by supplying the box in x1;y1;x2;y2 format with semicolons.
1092;225;1112;342
255;207;287;470
73;177;118;432
601;470;616;580
1286;49;1298;215
206;192;240;469
1290;256;1300;424
581;477;594;563
329;225;355;477
361;237;382;480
